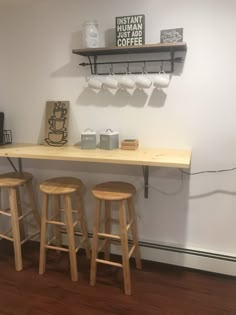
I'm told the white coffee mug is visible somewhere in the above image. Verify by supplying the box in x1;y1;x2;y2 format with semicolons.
103;74;119;89
120;74;135;89
153;71;170;88
135;74;152;89
88;76;103;89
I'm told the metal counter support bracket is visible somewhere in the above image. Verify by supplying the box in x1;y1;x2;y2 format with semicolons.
6;157;23;173
142;166;149;199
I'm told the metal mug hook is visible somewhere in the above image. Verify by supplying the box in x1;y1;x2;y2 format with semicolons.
143;61;147;74
160;60;164;72
110;63;114;75
126;63;130;74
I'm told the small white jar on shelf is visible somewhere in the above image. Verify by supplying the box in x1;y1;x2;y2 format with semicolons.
84;21;99;48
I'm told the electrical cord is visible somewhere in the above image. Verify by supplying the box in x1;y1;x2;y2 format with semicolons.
142;166;236;197
144;168;185;196
179;166;236;175
139;166;236;197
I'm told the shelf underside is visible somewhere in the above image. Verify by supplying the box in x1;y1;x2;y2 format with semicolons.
72;42;187;57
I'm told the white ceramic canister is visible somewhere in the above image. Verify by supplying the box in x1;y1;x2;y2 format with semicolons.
84;21;99;48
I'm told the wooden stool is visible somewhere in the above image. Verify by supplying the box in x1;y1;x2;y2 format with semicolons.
90;181;142;295
39;177;90;281
0;172;41;271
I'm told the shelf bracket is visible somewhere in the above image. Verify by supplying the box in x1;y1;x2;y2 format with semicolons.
142;165;149;199
94;55;98;74
170;48;175;73
6;157;23;173
88;55;98;75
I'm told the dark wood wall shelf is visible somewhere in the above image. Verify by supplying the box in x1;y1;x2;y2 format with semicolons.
72;42;187;56
72;42;187;74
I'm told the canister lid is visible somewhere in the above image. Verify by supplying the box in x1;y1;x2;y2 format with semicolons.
82;128;96;135
84;20;98;25
100;129;119;136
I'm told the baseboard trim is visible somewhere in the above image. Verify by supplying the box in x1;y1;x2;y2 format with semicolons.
87;232;236;262
139;240;236;263
64;232;236;276
138;241;236;277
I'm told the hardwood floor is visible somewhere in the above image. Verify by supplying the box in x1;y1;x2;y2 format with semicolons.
0;240;235;315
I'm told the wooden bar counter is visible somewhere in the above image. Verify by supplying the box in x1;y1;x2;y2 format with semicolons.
0;143;191;168
0;143;191;198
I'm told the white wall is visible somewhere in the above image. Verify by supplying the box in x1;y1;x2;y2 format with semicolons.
1;0;236;274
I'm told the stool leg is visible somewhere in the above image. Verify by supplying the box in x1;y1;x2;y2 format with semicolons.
90;199;101;286
64;194;78;282
16;187;25;241
119;200;131;295
39;194;48;275
25;180;41;230
9;187;23;271
104;200;111;260
75;190;90;259
54;195;62;252
127;198;142;270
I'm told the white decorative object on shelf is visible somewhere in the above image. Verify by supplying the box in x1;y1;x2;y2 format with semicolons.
84;21;99;48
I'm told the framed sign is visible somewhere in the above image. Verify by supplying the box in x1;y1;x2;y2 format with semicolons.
116;14;145;47
160;28;183;43
44;101;69;147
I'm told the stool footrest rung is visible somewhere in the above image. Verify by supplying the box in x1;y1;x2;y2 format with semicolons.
45;244;69;252
47;236;56;245
60;209;78;214
74;231;83;237
21;231;40;245
128;244;136;258
126;219;134;231
0;226;12;236
60;229;83;237
97;239;107;253
46;219;65;226
75;246;81;253
73;220;79;228
96;258;122;268
97;232;120;240
47;217;78;227
0;209;11;217
18;210;34;221
0;233;13;241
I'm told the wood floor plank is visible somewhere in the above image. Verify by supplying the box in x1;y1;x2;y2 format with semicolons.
0;240;235;315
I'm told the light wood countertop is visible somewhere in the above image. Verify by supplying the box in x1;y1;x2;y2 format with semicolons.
0;143;191;168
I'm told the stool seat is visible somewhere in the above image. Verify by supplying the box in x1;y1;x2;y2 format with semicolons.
0;172;33;187
92;181;136;201
40;177;83;195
